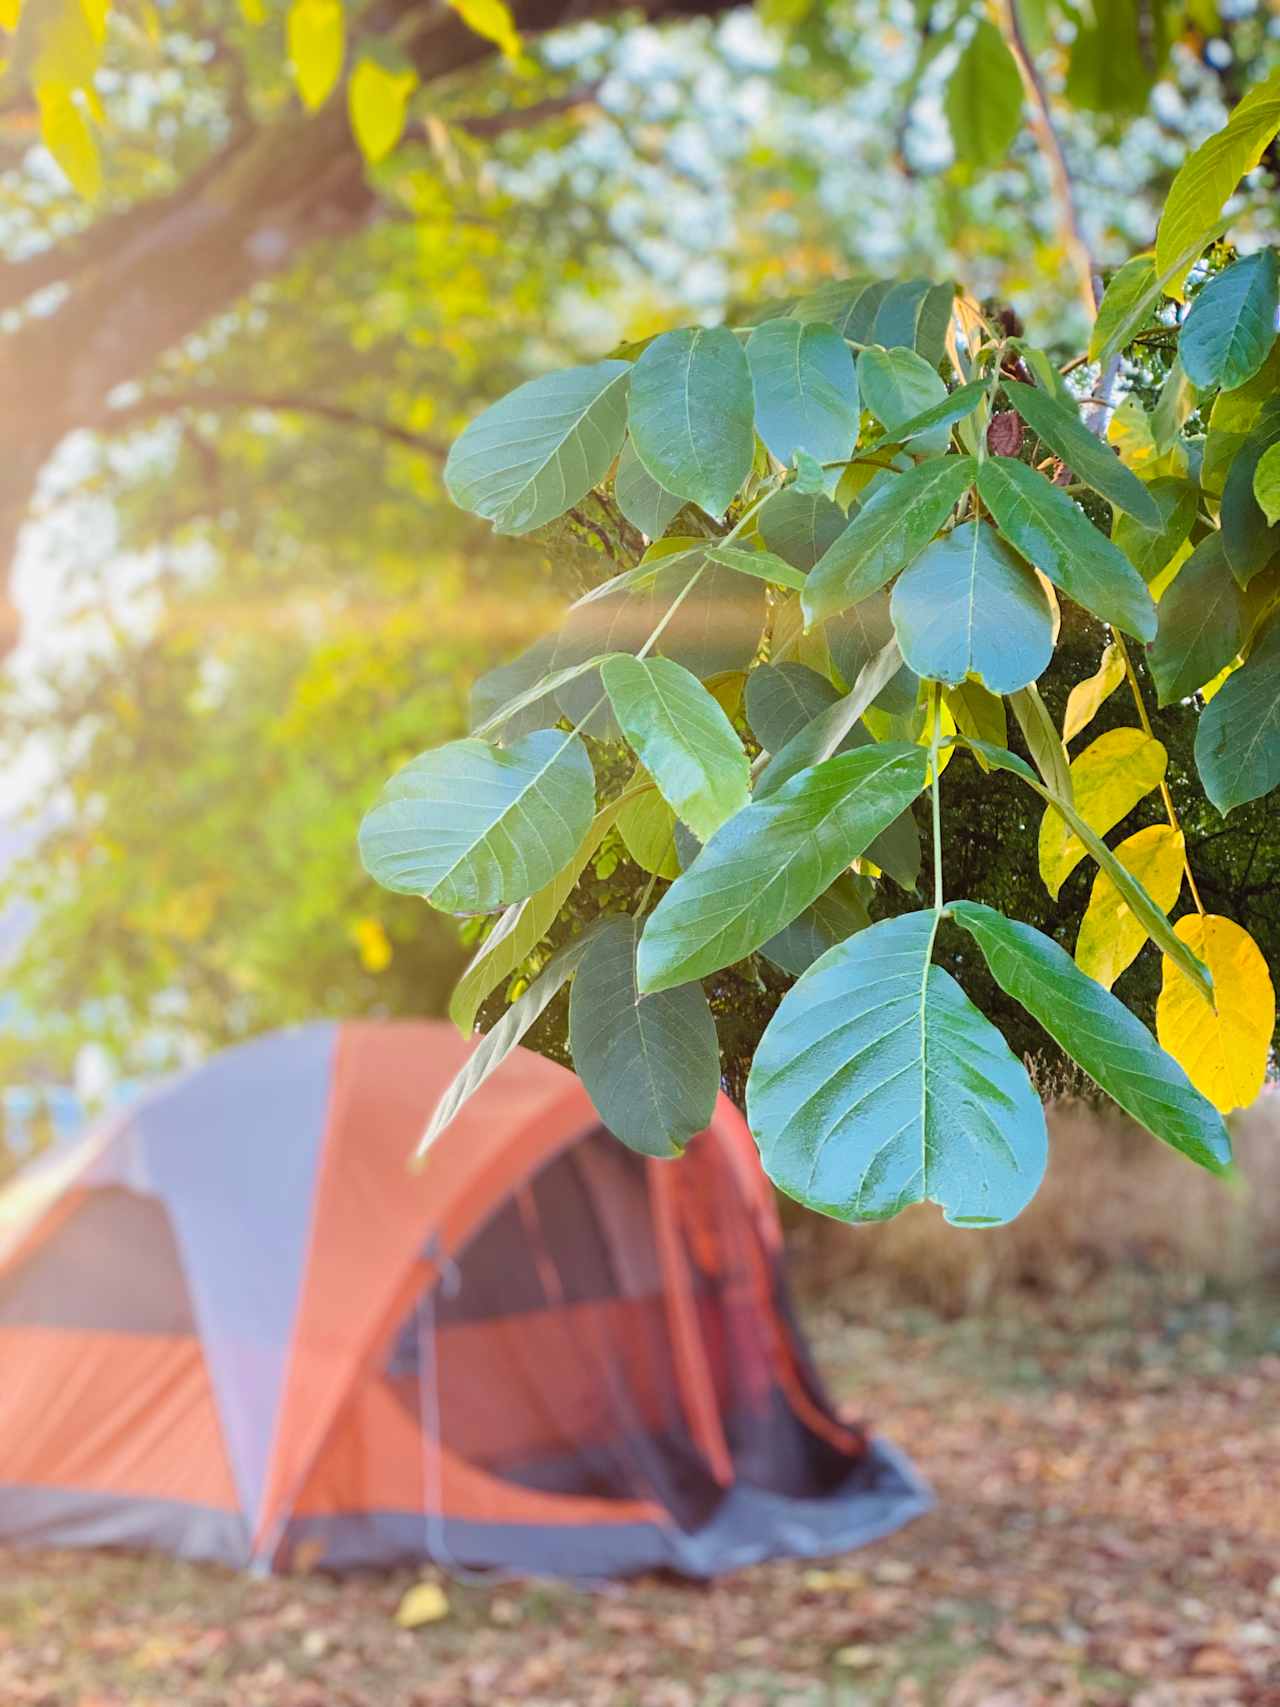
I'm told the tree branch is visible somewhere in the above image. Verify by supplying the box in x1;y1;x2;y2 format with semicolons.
99;389;449;459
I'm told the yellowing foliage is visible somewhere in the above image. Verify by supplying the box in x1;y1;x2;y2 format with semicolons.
287;0;344;111
446;0;521;63
1038;728;1168;899
1157;914;1275;1112
1074;824;1184;990
349;56;418;165
1063;642;1125;744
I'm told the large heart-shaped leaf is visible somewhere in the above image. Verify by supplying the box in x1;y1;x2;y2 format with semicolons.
359;730;596;913
803;456;977;624
891;518;1054;694
1179;250;1279;392
1001;381;1162;527
601;654;749;841
746;317;859;466
637;741;928;992
569;916;720;1157
747;910;1047;1226
978;456;1157;640
445;361;631;534
949;901;1230;1174
628;327;754;518
1147;533;1243;705
1195;612;1280;815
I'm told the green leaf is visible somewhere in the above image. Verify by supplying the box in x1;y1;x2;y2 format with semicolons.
873;381;988;451
358;730;596;912
1221;413;1280;587
1112;477;1198;584
951;737;1212;1002
759;874;871;977
746;317;859;466
637;741;928;992
617;784;681;879
1008;685;1073;803
944;18;1023;168
472;652;619;740
1155;68;1280;286
1066;0;1165;117
1195;612;1280;815
949;902;1230;1174
470;635;560;740
758;487;850;569
945;678;1008;758
1038;727;1167;899
601;654;749;841
448;793;633;1034
747;911;1047;1226
1179;250;1279;392
445;361;631;535
287;0;344;110
871;279;956;365
628;327;754;518
1151;360;1197;454
891;519;1054;694
803;456;977;624
756;638;905;796
706;544;809;592
1089;256;1158;364
614;437;682;538
1254;441;1280;526
1147;533;1243;705
569;916;719;1157
1001;380;1163;527
746;662;840;754
790;277;889;342
978;456;1157;640
858;347;950;453
422;933;596;1157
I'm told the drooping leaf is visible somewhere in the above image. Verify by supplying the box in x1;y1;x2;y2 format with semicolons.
758;487;850;569
949;902;1230;1174
1112;477;1198;584
1001;381;1163;528
601;654;749;841
1038;727;1167;899
978;456;1156;640
421;932;598;1156
348;52;417;164
637;742;928;992
359;730;596;912
871;280;956;366
569;917;719;1157
287;0;344;109
803;456;977;624
1147;533;1243;705
746;318;859;467
858;347;950;453
747;911;1047;1226
945;679;1007;760
1008;685;1073;803
1157;914;1275;1114
628;327;754;518
617;785;681;879
944;18;1023;168
1255;441;1280;526
1090;255;1158;365
1155;68;1280;286
1066;0;1168;116
759;875;871;977
1074;824;1185;989
1179;250;1279;392
446;361;631;535
448;792;637;1034
706;544;809;592
890;519;1054;694
1194;612;1280;814
1063;642;1126;744
756;638;905;796
614;437;682;538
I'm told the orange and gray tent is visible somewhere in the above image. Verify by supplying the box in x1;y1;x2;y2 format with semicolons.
0;1021;929;1576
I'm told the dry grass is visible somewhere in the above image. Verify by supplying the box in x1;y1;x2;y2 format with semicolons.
789;1090;1280;1316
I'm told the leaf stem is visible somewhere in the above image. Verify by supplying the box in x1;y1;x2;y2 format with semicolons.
1110;630;1207;916
929;679;944;914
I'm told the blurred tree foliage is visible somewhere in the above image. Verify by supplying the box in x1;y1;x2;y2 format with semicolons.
0;0;1276;1078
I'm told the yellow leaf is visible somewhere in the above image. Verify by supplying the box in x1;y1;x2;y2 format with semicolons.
1107;399;1187;479
1075;824;1184;989
1157;914;1274;1112
1063;641;1125;744
771;592;832;676
919;695;955;784
79;0;107;41
239;0;265;23
395;1580;450;1628
0;0;22;29
348;55;417;164
287;0;344;110
945;678;1006;768
445;0;520;62
703;669;745;720
617;784;680;879
353;916;392;973
36;81;100;197
1199;658;1238;702
1149;535;1193;601
1038;727;1167;898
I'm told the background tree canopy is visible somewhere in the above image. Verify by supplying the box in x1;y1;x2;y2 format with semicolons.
0;0;1277;1101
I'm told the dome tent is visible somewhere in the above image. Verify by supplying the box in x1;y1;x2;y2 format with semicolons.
0;1021;929;1576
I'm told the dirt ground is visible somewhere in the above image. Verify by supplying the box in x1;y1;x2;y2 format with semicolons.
2;1276;1277;1707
